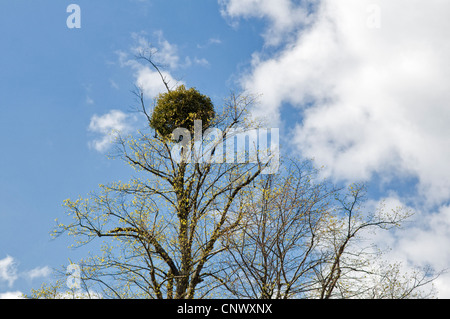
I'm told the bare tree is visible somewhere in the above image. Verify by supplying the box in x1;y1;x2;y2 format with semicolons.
314;183;437;299
217;160;335;298
219;163;438;299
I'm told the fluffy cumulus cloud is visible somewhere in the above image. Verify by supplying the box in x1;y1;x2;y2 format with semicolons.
223;0;450;205
369;202;450;298
0;291;23;299
26;266;52;280
0;256;18;288
220;0;317;45
221;0;450;297
134;65;179;98
395;205;450;272
88;110;138;152
0;256;51;299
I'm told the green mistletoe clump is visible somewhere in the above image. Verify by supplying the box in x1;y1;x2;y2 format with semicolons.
150;85;215;139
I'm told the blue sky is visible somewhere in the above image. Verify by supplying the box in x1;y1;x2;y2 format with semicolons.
1;0;450;298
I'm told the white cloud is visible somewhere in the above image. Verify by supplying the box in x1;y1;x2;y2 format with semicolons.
88;110;137;152
381;203;450;298
354;196;450;298
0;291;23;299
208;37;222;45
152;31;180;70
134;65;179;98
109;79;119;90
193;57;210;67
395;205;450;271
0;256;52;298
119;32;184;99
220;0;316;46
131;31;181;69
26;266;52;280
86;96;94;105
0;256;18;288
197;37;222;49
229;0;450;205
